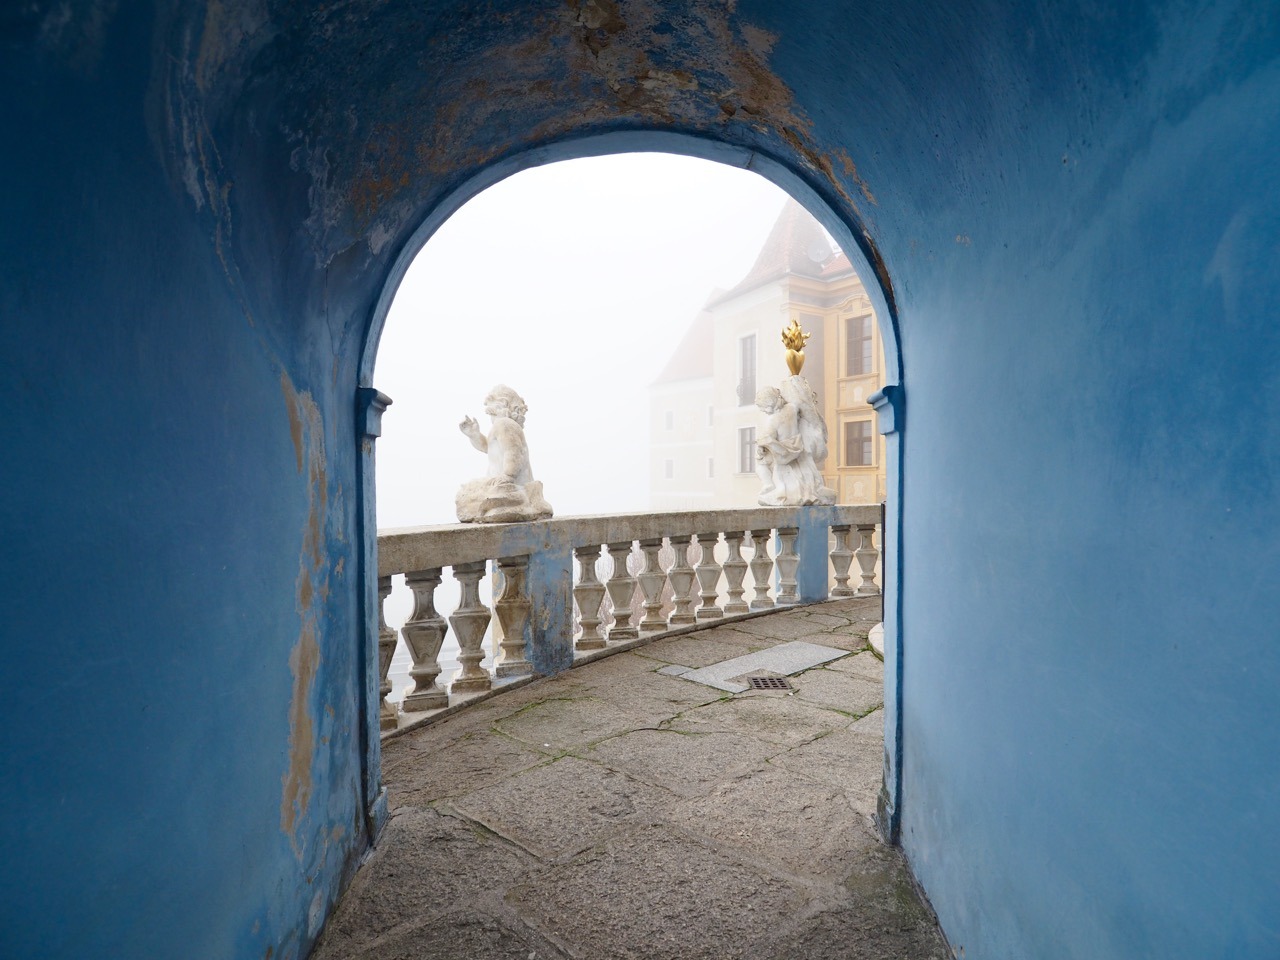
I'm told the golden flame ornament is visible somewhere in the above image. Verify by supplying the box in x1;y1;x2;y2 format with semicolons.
781;319;812;375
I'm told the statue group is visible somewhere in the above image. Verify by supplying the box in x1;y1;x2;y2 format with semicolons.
455;384;554;524
452;319;834;522
754;375;836;506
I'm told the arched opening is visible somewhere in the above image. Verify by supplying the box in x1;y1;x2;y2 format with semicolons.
354;133;907;840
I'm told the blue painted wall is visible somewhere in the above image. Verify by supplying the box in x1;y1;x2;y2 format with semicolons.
0;6;374;958
2;1;1278;957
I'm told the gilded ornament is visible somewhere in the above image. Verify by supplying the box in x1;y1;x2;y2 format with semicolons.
781;319;812;375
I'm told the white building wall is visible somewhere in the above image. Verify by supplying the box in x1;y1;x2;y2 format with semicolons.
710;286;789;508
648;378;716;511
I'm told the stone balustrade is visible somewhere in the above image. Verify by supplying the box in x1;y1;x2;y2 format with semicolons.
376;504;883;734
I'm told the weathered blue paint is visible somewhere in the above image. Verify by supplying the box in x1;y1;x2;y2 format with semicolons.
795;510;836;603
3;2;1280;959
356;387;394;841
870;385;904;842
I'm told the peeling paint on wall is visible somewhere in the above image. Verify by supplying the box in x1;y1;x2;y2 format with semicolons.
147;0;274;302
194;0;269;95
176;0;881;275
143;0;895;329
278;372;330;859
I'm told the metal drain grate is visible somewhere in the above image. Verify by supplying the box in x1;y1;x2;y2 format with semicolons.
746;676;792;691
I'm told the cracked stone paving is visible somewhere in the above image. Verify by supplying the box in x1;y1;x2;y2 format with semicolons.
312;597;949;960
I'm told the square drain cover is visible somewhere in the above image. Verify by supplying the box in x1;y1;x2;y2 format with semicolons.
746;676;792;691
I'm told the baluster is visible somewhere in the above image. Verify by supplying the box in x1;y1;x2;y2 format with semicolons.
605;541;639;642
694;532;724;620
494;555;533;677
830;525;855;598
401;568;449;712
667;534;697;626
776;527;800;605
573;544;607;650
855;524;882;596
749;529;775;610
722;530;749;615
377;575;399;730
449;561;492;695
637;538;668;633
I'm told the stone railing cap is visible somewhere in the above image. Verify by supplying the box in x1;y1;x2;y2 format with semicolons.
377;504;882;576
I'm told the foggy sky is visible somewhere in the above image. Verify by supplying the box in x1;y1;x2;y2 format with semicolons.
373;152;791;530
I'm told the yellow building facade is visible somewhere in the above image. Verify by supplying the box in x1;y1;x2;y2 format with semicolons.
650;200;886;509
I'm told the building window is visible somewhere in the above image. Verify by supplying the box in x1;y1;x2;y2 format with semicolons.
664;410;674;430
845;315;874;376
844;419;874;467
737;426;757;474
736;334;757;405
707;457;715;479
664;459;674;479
707;405;715;428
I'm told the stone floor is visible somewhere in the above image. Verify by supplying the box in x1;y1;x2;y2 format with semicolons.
312;597;949;960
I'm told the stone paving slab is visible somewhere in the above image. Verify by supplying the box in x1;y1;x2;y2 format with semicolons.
826;651;884;682
847;709;885;739
796;628;872;653
768;725;886;814
581;671;727;726
818;597;885;620
450;755;671;858
582;728;784;798
494;696;648;752
333;911;571;960
673;764;878;880
753;898;949;960
479;670;592;713
675;640;849;692
384;729;550;805
507;823;810;960
632;632;760;668
695;624;778;648
312;808;537;957
758;845;951;960
790;668;884;716
731;613;846;639
318;601;947;960
562;650;663;681
795;610;854;629
667;694;847;747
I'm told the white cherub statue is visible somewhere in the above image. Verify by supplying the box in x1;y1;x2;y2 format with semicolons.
755;378;836;506
455;384;554;523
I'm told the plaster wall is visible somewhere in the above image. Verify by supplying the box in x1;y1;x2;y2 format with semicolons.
710;287;787;503
890;38;1280;960
0;7;374;959
650;379;716;509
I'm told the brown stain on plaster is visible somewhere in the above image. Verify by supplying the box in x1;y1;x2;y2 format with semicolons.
838;149;878;206
283;372;304;471
277;0;896;317
281;622;320;850
279;373;330;859
336;1;871;227
862;229;897;313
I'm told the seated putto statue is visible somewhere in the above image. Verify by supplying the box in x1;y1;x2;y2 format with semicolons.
455;384;554;524
755;377;837;506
